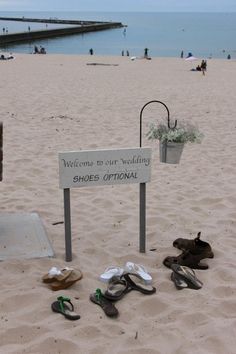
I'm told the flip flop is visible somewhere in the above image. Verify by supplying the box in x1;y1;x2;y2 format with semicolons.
42;267;73;283
124;262;152;284
104;276;132;301
173;232;214;258
122;273;156;295
171;272;188;290
171;264;203;290
163;250;209;270
50;269;83;291
99;266;124;283
51;296;80;320
90;289;119;317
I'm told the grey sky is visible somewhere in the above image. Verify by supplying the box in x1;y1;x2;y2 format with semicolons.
0;0;236;12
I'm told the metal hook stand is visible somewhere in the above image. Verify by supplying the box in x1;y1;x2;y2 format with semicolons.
139;100;177;147
138;101;177;253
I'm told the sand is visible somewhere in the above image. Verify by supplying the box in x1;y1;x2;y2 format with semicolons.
0;53;236;354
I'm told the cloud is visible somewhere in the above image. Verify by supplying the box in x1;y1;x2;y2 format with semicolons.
0;0;236;12
0;0;30;9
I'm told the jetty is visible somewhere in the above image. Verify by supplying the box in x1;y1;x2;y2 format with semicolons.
0;17;124;45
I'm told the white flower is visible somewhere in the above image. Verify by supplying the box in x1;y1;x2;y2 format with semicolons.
147;123;203;144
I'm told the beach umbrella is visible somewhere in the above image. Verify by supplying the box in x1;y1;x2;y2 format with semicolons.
185;56;198;61
185;56;199;70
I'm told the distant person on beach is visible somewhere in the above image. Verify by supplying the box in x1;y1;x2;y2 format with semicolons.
126;50;129;56
0;53;14;60
200;60;207;75
34;45;39;54
180;50;184;58
33;45;46;54
28;26;31;32
144;48;149;58
143;48;151;60
39;46;46;54
227;54;231;59
121;50;124;56
186;52;193;58
89;48;94;55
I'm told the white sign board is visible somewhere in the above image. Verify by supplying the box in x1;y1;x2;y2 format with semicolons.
59;148;151;189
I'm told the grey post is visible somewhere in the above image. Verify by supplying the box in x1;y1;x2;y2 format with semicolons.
139;182;146;252
63;188;72;261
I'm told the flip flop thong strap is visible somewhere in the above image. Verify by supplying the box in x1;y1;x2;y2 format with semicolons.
57;296;74;313
95;288;103;301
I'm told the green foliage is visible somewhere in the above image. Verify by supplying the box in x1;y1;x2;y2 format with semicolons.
147;123;204;143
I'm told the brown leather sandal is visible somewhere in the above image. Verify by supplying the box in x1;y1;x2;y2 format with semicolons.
163;250;210;270
90;289;119;317
50;269;83;291
173;232;214;258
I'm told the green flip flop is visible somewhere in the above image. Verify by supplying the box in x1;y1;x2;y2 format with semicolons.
51;296;80;320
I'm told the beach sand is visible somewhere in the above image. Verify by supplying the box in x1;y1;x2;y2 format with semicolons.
0;54;236;353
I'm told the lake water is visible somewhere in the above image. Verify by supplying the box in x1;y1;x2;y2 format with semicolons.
0;11;235;58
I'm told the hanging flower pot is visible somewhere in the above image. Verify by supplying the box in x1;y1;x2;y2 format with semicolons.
159;141;184;164
139;100;204;165
147;123;203;164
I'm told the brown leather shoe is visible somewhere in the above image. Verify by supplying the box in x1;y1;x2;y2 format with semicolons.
173;232;214;258
163;250;210;270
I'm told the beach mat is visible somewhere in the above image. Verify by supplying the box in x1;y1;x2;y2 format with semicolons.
0;212;54;260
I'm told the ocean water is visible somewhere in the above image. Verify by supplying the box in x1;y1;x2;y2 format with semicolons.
0;11;236;59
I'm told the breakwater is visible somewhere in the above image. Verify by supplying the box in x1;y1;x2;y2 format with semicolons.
0;16;106;25
0;17;124;45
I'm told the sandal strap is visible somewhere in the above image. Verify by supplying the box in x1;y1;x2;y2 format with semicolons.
95;288;104;301
57;296;74;313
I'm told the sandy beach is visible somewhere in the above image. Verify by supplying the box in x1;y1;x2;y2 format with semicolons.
0;53;236;354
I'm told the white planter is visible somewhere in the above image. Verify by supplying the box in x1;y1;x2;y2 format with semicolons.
159;141;184;164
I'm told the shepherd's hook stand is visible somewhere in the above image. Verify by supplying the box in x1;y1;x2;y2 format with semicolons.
139;100;177;147
139;100;177;252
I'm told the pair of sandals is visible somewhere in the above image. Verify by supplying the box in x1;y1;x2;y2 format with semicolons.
42;267;83;290
90;273;156;317
99;262;152;284
163;232;214;270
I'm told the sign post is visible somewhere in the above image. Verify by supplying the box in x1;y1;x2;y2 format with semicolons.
59;147;151;261
63;188;72;261
139;182;146;253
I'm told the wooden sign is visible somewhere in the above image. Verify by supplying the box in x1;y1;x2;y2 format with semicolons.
59;148;151;189
59;147;152;261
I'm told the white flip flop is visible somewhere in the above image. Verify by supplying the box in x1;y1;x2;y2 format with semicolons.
124;262;152;284
99;266;124;282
